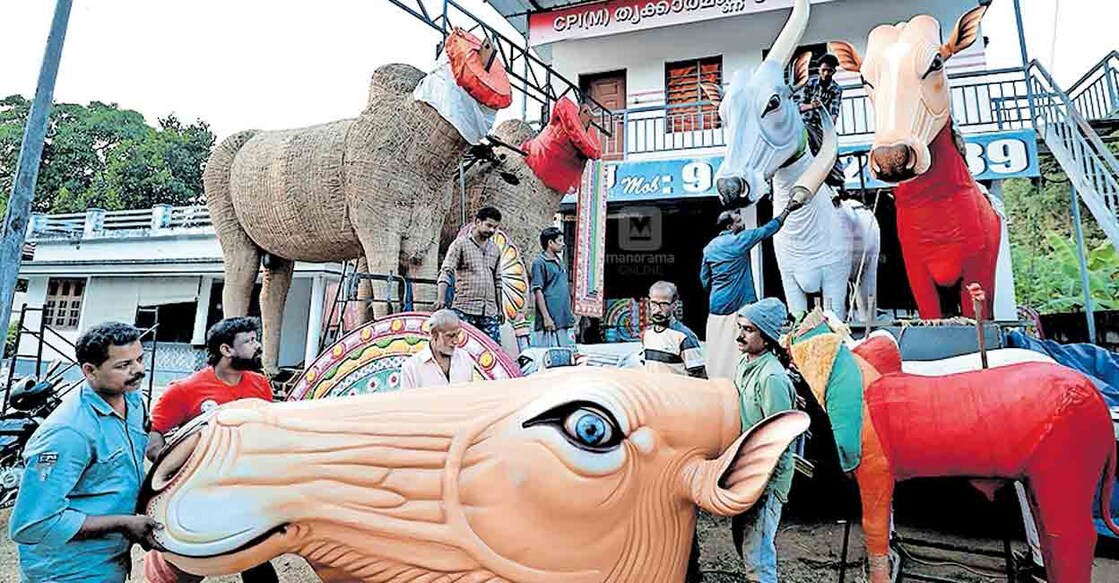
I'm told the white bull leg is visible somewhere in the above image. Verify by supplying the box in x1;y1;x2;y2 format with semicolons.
778;265;809;317
822;259;850;321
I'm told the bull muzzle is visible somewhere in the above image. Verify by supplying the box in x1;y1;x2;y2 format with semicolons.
870;143;919;183
716;176;747;204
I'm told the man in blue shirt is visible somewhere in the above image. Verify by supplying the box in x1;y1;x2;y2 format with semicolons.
530;227;576;347
10;321;161;582
701;206;797;379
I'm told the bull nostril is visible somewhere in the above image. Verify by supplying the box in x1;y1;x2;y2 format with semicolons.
905;146;917;171
151;431;202;492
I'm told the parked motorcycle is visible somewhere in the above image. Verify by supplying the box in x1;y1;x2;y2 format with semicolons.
0;361;69;508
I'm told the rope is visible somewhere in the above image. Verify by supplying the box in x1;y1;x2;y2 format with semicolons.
847;154;883;323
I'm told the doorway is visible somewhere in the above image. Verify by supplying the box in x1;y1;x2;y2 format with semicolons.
580;70;627;160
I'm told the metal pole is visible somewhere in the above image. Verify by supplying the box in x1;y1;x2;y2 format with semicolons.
1011;0;1037;124
1069;184;1098;343
0;0;74;334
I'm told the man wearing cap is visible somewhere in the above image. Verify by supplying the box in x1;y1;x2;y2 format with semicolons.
732;297;797;583
701;206;798;380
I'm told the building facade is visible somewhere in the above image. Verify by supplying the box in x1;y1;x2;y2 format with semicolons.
9;205;343;387
495;0;1044;337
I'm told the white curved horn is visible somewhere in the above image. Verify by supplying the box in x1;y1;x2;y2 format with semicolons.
765;0;811;67
790;112;837;205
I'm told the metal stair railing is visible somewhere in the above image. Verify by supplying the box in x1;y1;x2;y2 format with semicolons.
1067;50;1119;121
1028;59;1119;251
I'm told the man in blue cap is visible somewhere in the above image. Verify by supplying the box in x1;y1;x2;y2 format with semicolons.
732;297;797;582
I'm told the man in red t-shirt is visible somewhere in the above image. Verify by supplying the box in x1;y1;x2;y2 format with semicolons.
144;317;277;583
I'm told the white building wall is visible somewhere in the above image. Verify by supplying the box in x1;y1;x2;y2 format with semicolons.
279;278;313;368
548;0;979;105
29;233;221;264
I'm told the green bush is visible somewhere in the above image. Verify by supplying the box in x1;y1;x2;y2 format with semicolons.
4;321;17;359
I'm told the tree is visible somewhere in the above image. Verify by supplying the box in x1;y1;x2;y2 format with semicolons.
0;95;215;215
1002;152;1119;313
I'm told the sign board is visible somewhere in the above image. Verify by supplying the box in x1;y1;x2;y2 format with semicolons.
528;0;832;47
561;130;1040;204
839;129;1040;190
562;156;722;204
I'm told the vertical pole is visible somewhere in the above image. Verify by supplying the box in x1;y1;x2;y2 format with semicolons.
0;0;74;336
304;275;325;367
1069;184;1098;343
2;304;29;416
1012;0;1037;124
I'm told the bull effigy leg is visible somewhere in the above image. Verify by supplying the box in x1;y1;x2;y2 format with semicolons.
260;256;294;376
854;416;894;583
1024;405;1114;583
206;131;263;318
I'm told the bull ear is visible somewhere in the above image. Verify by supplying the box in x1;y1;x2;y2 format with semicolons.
941;4;988;59
686;411;809;516
828;41;863;72
792;51;812;89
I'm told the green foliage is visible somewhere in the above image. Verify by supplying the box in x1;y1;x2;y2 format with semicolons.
1003;153;1119;313
4;321;16;359
0;95;215;214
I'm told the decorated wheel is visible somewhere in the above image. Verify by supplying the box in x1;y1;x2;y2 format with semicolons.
604;299;645;343
287;312;521;401
455;226;530;333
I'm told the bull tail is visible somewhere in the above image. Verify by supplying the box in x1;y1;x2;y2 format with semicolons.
1100;440;1119;537
203;130;258;217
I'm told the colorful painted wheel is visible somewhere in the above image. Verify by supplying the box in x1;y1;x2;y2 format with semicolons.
455;226;530;328
605;299;644;343
287;312;521;401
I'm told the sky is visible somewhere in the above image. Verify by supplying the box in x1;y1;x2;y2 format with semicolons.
0;0;1115;141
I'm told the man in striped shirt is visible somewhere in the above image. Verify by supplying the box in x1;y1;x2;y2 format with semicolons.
641;281;707;379
435;206;505;344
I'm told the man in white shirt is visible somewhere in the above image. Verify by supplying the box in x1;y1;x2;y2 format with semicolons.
399;310;475;389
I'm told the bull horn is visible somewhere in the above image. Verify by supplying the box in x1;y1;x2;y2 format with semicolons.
790;112;837;205
765;0;811;67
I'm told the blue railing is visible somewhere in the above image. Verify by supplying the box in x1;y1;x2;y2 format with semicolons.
1067;51;1119;122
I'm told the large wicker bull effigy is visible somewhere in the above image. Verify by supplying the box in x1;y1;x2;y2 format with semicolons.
788;312;1119;583
141;369;809;582
206;28;600;375
829;5;1002;319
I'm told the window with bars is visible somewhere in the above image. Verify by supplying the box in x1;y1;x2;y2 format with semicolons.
665;56;722;132
43;278;85;331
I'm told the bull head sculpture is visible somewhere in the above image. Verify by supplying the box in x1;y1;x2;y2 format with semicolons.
141;369;808;582
703;0;837;208
828;4;988;182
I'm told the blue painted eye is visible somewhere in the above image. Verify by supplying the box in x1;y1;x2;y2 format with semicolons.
564;409;613;447
523;401;624;452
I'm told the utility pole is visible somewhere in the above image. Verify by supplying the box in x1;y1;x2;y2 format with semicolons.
1010;0;1037;121
0;0;73;333
1069;183;1097;344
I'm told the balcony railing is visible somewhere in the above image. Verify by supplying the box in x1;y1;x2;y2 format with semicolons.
598;67;1041;159
601;101;725;158
26;204;213;242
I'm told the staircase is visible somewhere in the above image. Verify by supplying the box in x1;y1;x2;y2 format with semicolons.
1028;57;1119;251
1067;51;1119;124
